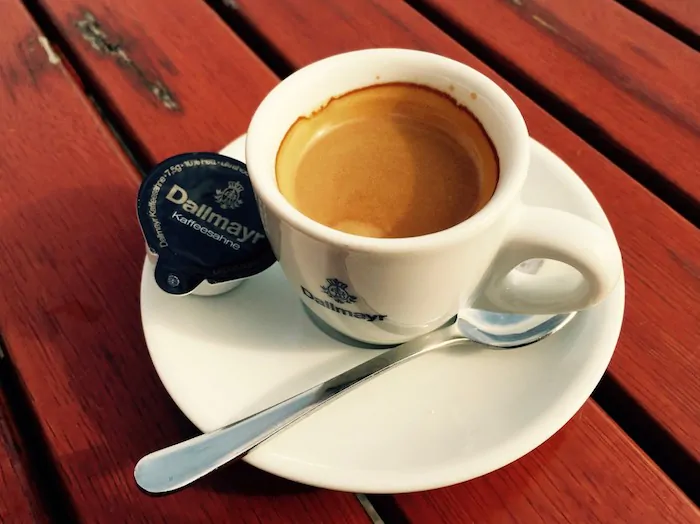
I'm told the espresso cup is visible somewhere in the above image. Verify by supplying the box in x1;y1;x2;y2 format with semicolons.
246;49;622;345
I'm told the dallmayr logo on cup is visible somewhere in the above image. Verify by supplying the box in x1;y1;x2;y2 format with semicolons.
136;152;276;296
321;278;356;304
302;278;387;322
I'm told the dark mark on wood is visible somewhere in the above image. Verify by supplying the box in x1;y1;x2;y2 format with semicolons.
505;0;699;137
666;247;700;282
157;56;178;76
7;63;19;85
0;64;17;103
74;11;180;111
406;0;699;224
2;32;62;99
615;0;699;52
15;37;43;88
19;0;152;171
628;43;664;68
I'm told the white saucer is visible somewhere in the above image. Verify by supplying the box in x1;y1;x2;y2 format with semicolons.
140;136;625;493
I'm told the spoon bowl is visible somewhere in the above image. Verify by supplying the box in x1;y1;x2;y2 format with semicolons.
457;309;576;348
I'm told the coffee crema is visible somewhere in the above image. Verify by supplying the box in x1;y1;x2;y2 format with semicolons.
275;82;499;238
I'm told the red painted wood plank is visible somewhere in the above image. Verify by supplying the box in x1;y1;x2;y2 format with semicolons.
25;0;699;519
39;0;280;163
0;1;369;522
389;402;700;523
423;0;700;206
0;384;50;523
631;0;700;37
232;0;700;466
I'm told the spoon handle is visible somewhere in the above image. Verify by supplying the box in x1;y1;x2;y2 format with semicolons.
134;323;463;494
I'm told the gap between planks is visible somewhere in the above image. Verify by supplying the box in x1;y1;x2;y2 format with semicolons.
22;0;152;174
206;0;700;507
613;0;700;51
204;0;295;79
19;0;700;513
0;338;81;523
592;373;700;504
17;0;699;517
15;3;416;523
403;0;699;228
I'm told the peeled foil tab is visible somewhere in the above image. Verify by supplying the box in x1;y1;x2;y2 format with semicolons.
136;152;276;295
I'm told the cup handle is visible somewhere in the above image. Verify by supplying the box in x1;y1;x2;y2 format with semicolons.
478;205;622;314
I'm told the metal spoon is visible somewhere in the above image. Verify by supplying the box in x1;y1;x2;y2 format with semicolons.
134;309;576;494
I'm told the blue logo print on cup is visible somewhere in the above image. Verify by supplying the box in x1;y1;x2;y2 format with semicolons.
321;278;357;304
301;278;386;322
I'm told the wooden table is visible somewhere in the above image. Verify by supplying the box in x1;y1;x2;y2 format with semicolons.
1;0;698;522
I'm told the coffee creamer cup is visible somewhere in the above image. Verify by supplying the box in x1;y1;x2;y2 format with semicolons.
136;152;276;296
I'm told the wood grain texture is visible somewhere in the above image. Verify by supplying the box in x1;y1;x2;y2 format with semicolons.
40;0;281;163
19;0;699;520
232;0;700;465
384;402;700;523
0;384;49;523
628;0;700;37
0;1;370;522
422;0;700;206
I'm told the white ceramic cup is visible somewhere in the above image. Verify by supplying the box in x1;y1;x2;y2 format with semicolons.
246;49;622;345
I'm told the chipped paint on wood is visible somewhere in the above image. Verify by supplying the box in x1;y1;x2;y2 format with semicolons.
532;14;558;33
37;36;61;65
75;11;180;111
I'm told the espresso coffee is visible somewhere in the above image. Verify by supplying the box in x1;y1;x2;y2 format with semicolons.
275;83;498;238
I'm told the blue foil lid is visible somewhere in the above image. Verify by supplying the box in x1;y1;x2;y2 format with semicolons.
136;152;276;295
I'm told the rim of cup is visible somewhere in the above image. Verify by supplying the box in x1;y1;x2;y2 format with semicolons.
246;48;530;254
